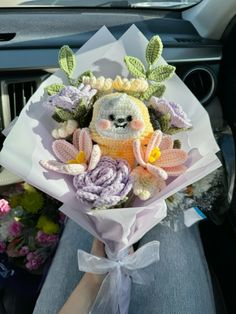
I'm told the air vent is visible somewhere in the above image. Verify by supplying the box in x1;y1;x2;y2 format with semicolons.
182;67;216;105
0;77;43;130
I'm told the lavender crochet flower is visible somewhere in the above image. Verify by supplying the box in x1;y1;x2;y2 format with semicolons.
73;156;133;208
48;84;97;111
150;97;192;129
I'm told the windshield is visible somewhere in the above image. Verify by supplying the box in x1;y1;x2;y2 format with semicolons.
0;0;202;9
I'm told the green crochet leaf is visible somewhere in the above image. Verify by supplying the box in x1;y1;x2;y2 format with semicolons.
124;56;146;78
54;107;74;122
76;70;94;85
52;112;63;123
148;65;176;82
141;84;166;101
76;104;92;128
146;35;163;66
59;45;76;78
173;139;181;149
166;127;190;135
46;84;65;96
158;113;171;133
148;106;161;130
153;84;166;97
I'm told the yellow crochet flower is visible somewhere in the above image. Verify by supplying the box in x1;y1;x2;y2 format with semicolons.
112;76;148;93
82;76;113;92
37;215;59;235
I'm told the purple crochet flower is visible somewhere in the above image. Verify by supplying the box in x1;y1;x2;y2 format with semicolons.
73;156;133;208
150;97;192;129
48;84;97;111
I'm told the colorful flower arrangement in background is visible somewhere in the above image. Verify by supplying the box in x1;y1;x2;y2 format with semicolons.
40;36;192;208
0;183;63;272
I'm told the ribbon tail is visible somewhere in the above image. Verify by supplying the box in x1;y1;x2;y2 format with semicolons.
90;270;132;314
89;272;115;314
123;241;160;285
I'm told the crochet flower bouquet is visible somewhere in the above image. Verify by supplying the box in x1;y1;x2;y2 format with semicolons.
0;26;221;313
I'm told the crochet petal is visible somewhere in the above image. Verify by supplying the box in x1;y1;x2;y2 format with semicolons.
39;160;85;175
52;140;79;163
132;166;166;200
79;128;92;161
39;160;67;173
133;139;146;167
156;149;188;167
146;163;168;180
63;163;87;175
145;130;163;162
87;145;101;171
159;135;173;150
163;164;187;176
72;129;81;150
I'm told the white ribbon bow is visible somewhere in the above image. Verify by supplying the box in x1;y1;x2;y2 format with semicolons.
78;240;160;314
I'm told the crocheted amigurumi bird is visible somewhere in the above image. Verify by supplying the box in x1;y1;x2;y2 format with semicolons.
89;93;153;167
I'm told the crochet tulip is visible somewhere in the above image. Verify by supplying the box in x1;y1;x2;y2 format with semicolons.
132;130;188;199
40;128;101;175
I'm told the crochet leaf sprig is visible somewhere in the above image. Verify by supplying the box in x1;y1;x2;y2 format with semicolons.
124;35;175;100
59;45;76;83
46;46;94;94
146;35;163;65
124;57;146;78
46;84;65;96
51;99;93;128
159;114;189;135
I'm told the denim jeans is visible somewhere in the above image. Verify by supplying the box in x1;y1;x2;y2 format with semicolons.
33;219;216;314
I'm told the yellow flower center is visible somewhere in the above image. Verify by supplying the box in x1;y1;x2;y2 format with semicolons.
148;147;161;163
67;151;86;164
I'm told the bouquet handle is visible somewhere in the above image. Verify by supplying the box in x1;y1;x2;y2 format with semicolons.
78;241;160;314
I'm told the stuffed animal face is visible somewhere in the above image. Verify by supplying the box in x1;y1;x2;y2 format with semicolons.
92;93;145;140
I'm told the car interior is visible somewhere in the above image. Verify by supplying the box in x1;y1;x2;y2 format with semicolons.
0;0;236;313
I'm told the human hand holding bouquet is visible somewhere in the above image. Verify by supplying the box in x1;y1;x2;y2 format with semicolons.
0;26;221;313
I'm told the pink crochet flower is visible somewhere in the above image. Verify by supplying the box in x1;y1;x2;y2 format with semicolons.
133;130;188;181
8;221;23;237
40;128;101;175
0;240;6;253
0;199;11;217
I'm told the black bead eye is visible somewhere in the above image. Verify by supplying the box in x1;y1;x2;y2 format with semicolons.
109;114;115;121
126;115;132;122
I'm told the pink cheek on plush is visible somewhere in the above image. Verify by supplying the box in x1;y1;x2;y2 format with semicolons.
130;119;144;131
97;119;111;130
